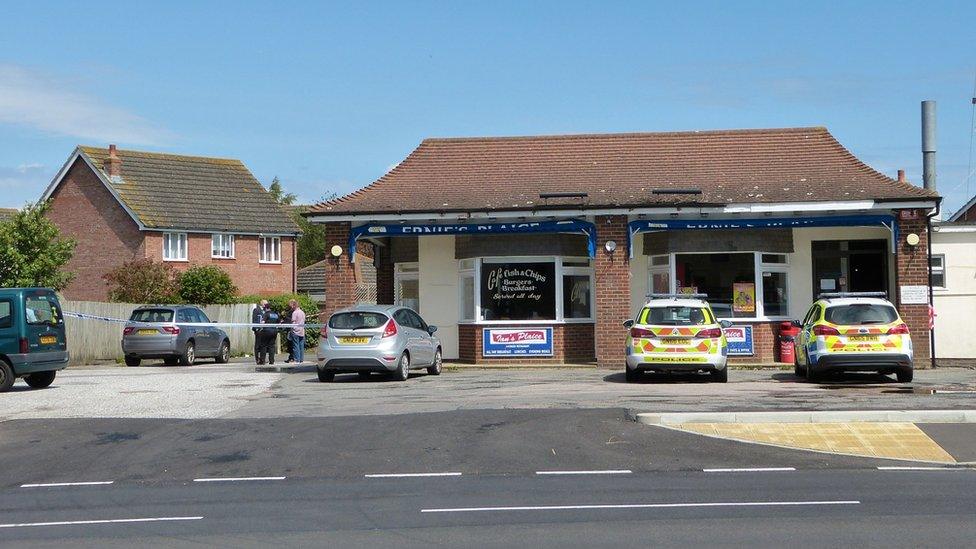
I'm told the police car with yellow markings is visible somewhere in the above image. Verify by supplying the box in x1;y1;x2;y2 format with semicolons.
793;292;913;383
624;294;732;383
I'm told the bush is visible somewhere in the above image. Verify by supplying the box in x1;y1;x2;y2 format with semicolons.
238;293;320;349
179;265;238;304
103;259;181;303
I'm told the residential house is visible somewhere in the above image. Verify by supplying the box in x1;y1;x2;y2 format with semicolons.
42;145;301;301
930;197;976;361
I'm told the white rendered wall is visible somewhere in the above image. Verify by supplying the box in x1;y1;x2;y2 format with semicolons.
932;230;976;358
418;236;460;359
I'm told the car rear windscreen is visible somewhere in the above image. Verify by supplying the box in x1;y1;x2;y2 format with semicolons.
130;309;174;323
25;294;63;326
639;306;711;326
824;304;898;325
329;311;388;329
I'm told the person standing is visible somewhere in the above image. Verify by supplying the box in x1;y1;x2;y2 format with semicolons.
251;300;267;364
288;299;306;364
257;303;280;365
280;306;295;363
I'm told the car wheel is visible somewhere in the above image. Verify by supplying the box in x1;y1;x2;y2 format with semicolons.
625;367;640;383
0;360;14;392
712;368;729;383
215;340;230;364
427;349;443;375
125;356;142;367
317;369;335;382
178;341;195;366
24;370;56;389
806;364;821;383
896;369;914;383
394;353;410;382
358;371;372;380
163;357;179;366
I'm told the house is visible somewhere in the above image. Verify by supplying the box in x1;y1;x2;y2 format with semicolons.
930;197;976;362
0;207;17;222
42;145;301;301
297;250;377;305
306;127;938;365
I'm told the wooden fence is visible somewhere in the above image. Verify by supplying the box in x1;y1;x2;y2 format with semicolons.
62;300;258;365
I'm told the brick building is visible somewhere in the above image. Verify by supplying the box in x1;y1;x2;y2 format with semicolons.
42;145;300;301
305;128;939;366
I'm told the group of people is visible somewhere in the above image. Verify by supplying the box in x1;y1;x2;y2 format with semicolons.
251;299;307;365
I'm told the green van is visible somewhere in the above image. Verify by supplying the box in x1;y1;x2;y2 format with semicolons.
0;288;69;392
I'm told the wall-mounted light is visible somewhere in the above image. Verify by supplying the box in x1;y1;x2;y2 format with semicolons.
604;240;617;254
905;233;920;247
330;245;343;257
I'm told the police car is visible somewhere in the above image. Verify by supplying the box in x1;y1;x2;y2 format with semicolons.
793;292;913;383
624;294;731;383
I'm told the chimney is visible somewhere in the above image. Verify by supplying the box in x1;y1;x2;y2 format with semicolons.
104;144;122;183
921;100;936;192
897;169;906;183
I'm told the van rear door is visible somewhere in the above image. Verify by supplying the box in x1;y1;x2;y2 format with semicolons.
23;290;67;353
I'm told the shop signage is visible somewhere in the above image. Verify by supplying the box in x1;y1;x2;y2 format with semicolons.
724;325;754;356
899;285;929;305
480;262;556;321
483;327;554;357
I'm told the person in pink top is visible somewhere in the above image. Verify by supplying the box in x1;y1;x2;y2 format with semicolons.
288;300;307;364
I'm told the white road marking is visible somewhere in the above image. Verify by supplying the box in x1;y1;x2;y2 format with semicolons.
535;470;633;475
703;467;796;473
876;466;961;471
0;516;203;529
192;476;286;482
20;481;114;488
365;472;463;478
421;500;860;513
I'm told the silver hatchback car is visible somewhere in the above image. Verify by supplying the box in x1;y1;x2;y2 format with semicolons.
122;306;231;366
316;305;442;382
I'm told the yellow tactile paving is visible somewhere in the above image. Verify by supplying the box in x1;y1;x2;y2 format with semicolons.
678;422;956;463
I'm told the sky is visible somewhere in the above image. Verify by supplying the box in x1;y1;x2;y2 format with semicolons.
1;1;975;216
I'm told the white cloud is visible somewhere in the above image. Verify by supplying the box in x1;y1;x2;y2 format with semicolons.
0;64;171;145
16;162;44;173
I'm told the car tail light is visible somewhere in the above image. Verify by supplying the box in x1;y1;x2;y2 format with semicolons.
19;337;29;353
630;327;654;338
813;325;840;336
123;327;135;335
382;319;398;338
162;326;180;335
887;323;910;335
695;327;723;338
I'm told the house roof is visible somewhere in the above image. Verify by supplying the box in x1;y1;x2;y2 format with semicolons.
948;194;976;221
297;260;328;293
0;207;17;222
53;146;299;234
308;127;936;217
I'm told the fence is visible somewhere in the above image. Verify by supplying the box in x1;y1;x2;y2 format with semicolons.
63;300;257;365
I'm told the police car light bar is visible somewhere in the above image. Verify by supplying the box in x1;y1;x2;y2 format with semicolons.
646;293;709;299
818;291;888;299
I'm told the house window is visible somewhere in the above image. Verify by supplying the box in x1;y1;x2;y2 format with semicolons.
163;232;187;261
931;254;946;289
211;233;235;259
395;262;420;312
259;236;281;263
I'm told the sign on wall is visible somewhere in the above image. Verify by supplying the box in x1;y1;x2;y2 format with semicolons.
483;328;554;357
725;325;754;356
480;262;556;321
899;285;929;305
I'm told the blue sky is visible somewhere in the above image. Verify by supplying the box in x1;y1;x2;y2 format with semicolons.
2;1;975;215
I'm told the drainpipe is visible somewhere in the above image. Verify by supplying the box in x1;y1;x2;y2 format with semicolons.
921;100;938;369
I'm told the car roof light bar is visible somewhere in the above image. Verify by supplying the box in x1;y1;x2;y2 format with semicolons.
817;291;888;299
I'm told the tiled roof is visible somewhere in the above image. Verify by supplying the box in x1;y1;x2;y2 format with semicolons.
78;147;300;234
309;127;936;216
297;259;327;293
0;207;17;221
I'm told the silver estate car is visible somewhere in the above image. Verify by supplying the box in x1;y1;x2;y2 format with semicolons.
316;305;442;382
122;306;231;366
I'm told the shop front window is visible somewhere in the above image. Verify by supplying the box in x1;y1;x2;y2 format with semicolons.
675;253;755;318
459;257;592;323
562;274;591;319
480;261;556;321
762;271;789;316
394;263;420;312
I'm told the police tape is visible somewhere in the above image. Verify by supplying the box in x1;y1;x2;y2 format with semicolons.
63;311;327;330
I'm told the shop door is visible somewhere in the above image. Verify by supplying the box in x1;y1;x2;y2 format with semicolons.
811;240;888;296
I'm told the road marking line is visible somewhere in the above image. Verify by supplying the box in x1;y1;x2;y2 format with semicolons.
365;472;463;478
535;470;633;475
20;481;115;488
0;516;203;529
192;477;286;482
703;467;796;473
421;500;860;513
876;466;963;471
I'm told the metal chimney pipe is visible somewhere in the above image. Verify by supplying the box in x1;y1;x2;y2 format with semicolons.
921;100;936;191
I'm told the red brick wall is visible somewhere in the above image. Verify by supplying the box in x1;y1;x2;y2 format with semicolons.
894;211;931;363
143;232;295;296
375;241;394;305
594;215;631;367
322;222;358;317
958;204;976;222
457;323;595;363
47;158;145;301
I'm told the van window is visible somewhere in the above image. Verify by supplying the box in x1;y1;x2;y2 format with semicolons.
0;300;12;329
25;295;62;326
824;304;898;325
130;309;174;323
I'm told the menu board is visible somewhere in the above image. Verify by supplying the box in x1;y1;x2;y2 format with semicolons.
480;262;556;321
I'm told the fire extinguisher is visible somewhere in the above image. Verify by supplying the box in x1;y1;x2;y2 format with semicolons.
778;321;800;364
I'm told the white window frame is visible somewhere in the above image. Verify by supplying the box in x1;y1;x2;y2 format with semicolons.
259;236;281;264
162;232;188;262
930;254;946;290
394;262;420;310
459;260;476;322
211;233;235;259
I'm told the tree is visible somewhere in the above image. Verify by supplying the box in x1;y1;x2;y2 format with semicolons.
266;177;337;268
103;259;181;303
0;201;76;290
178;265;238;304
267;176;297;206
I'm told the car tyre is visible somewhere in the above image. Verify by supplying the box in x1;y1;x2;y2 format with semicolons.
214;340;230;364
178;341;195;366
318;369;335;382
427;349;443;375
358;371;372;380
625;367;640;383
0;360;14;392
394;353;410;382
125;356;142;367
712;368;729;383
896;369;914;383
806;365;821;383
24;370;56;389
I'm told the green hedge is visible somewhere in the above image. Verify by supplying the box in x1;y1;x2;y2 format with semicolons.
238;293;320;349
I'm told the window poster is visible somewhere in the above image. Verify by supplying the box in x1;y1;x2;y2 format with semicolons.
732;282;756;314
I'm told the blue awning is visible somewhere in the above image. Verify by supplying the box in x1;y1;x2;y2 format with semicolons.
627;214;898;258
349;219;598;262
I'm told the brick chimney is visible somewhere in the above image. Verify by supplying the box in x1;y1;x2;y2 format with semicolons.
897;169;906;183
104;144;122;183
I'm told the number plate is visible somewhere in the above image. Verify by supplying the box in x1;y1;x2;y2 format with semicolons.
138;329;158;336
39;335;57;344
339;337;370;344
661;338;686;345
848;336;878;342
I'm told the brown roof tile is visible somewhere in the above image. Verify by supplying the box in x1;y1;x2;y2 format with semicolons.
308;127;936;216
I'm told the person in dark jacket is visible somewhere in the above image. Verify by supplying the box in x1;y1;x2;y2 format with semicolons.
257;303;280;365
280;308;295;363
251;300;267;364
